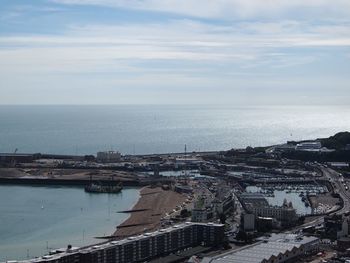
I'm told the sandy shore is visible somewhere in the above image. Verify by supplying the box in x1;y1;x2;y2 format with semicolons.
113;186;187;238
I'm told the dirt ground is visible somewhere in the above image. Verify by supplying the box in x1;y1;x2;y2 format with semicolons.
0;167;137;182
309;192;340;214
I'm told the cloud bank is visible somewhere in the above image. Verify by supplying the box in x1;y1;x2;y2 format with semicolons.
0;0;349;104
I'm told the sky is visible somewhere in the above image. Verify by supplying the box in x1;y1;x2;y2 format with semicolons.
0;0;349;105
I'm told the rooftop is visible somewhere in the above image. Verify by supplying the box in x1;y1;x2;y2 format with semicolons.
202;234;319;263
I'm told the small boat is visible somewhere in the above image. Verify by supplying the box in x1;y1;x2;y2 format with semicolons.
85;175;123;194
85;182;122;193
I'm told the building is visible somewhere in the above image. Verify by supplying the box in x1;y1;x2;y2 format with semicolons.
239;193;269;208
0;153;35;164
212;187;234;216
191;207;214;222
96;151;121;163
243;213;255;231
295;141;322;151
251;205;297;226
239;193;298;227
202;233;319;263
273;143;296;153
294;141;334;153
324;214;350;240
191;195;214;222
16;223;224;263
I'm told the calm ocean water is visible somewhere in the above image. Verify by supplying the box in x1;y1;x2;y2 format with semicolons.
0;105;349;155
0;186;139;261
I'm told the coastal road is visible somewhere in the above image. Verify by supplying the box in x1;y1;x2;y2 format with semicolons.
318;166;350;215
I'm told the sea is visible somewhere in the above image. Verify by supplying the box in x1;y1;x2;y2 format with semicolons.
0;185;139;261
0;105;349;155
0;104;350;260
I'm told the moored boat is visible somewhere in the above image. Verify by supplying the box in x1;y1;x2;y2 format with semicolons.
85;182;122;193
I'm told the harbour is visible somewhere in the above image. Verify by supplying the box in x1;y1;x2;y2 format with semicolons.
0;185;139;261
245;185;320;215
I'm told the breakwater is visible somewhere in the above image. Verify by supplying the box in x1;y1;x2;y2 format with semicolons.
0;177;140;186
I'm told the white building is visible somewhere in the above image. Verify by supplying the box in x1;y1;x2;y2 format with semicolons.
251;205;297;226
295;141;322;151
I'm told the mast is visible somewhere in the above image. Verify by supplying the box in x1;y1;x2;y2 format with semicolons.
184;144;187;177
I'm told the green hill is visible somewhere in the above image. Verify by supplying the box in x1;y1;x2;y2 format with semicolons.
320;132;350;150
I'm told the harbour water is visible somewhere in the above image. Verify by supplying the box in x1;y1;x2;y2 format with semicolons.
245;185;326;215
0;105;349;155
0;185;139;261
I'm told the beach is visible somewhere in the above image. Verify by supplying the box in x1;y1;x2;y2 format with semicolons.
114;186;187;238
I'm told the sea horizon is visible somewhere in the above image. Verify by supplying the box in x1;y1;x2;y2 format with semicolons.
0;104;349;156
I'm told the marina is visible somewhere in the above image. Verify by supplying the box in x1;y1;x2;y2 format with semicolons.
245;184;328;215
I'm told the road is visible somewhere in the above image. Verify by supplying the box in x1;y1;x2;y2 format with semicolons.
319;166;350;215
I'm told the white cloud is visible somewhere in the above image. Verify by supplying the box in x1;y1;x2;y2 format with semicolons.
0;1;349;105
1;14;350;105
0;19;349;77
0;4;64;21
51;0;350;19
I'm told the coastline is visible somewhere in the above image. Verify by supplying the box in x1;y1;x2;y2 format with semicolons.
113;186;187;238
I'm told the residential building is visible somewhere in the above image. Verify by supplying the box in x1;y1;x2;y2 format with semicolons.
16;223;224;263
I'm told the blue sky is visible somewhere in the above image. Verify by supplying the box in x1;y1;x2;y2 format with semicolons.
0;0;349;105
